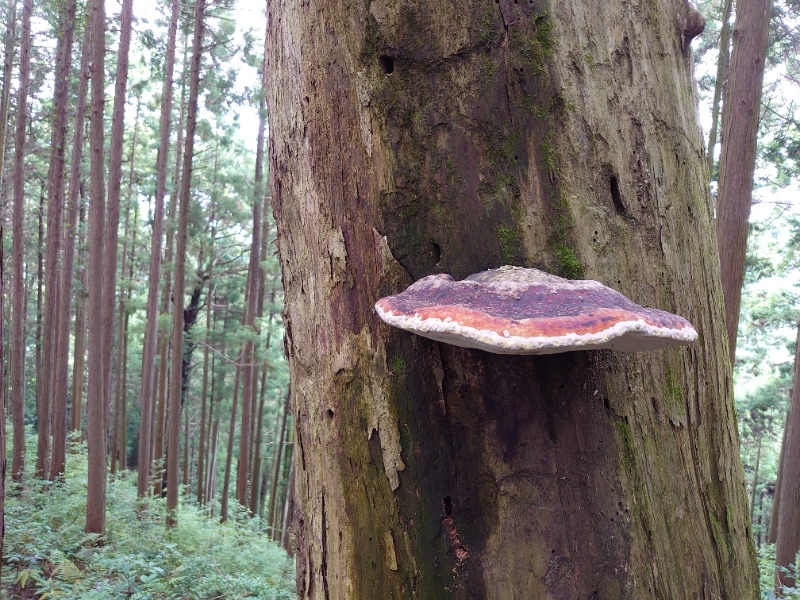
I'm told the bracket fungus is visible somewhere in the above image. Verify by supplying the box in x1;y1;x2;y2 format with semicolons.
375;266;698;355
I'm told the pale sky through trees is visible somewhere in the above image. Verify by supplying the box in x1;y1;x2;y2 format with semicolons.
114;0;266;151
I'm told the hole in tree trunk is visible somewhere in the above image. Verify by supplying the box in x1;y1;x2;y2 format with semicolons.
379;55;395;74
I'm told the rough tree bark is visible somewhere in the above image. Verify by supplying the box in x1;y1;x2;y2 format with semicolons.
266;0;758;597
716;0;771;363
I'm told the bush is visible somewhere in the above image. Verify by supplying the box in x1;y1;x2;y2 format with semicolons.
2;435;295;599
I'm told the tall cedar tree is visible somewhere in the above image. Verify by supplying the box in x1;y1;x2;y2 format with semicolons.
775;322;800;588
266;0;759;596
196;220;214;504
235;169;263;507
10;0;32;483
706;0;734;175
167;0;204;525
70;201;88;434
716;0;771;362
36;0;77;480
219;352;241;522
153;36;188;496
53;4;90;478
136;0;181;490
86;0;107;535
0;0;16;570
101;0;133;442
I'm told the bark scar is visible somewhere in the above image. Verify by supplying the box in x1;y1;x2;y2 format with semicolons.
321;494;331;600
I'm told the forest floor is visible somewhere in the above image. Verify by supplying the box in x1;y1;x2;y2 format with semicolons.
1;436;295;599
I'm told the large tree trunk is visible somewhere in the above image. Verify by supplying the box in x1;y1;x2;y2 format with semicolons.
266;1;758;597
10;0;32;483
716;0;771;363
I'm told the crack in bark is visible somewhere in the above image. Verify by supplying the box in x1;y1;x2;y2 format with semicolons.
320;493;331;600
499;9;514;127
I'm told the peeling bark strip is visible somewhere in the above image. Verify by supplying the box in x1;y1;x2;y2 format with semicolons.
267;1;758;598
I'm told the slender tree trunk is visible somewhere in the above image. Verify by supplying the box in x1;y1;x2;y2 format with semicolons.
235;188;262;509
770;416;789;544
280;456;295;556
153;33;188;498
267;389;289;536
11;0;32;482
0;0;15;175
249;365;268;514
85;0;107;536
775;323;800;589
153;334;168;495
182;402;190;490
36;0;76;481
206;418;220;509
166;0;204;526
750;434;761;527
248;206;271;509
52;2;90;477
267;1;758;596
0;0;15;566
196;235;214;504
111;198;132;475
716;0;771;363
220;354;242;523
137;0;180;500
71;200;88;436
34;190;42;425
273;431;292;542
101;0;133;419
706;0;734;176
258;408;279;518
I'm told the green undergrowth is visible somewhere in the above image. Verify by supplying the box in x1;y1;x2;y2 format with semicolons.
2;437;295;599
758;544;800;599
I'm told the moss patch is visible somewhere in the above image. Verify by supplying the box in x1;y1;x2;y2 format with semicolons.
389;356;408;375
498;223;522;265
664;364;684;407
554;243;583;279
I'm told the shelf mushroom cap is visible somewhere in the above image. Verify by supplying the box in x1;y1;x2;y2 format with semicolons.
375;266;698;355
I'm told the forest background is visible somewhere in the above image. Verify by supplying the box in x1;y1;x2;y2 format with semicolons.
0;0;796;597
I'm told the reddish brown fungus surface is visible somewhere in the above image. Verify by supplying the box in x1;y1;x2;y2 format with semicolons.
375;266;697;354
